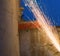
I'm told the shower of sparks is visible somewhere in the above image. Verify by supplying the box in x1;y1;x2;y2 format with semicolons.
23;0;60;52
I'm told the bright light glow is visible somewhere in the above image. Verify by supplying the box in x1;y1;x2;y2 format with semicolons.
23;0;60;52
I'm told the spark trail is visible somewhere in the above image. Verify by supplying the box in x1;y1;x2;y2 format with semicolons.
23;0;60;52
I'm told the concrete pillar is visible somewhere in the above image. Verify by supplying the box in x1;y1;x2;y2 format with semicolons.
20;30;31;56
0;0;20;56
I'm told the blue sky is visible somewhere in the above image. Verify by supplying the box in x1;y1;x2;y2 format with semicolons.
20;0;60;26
